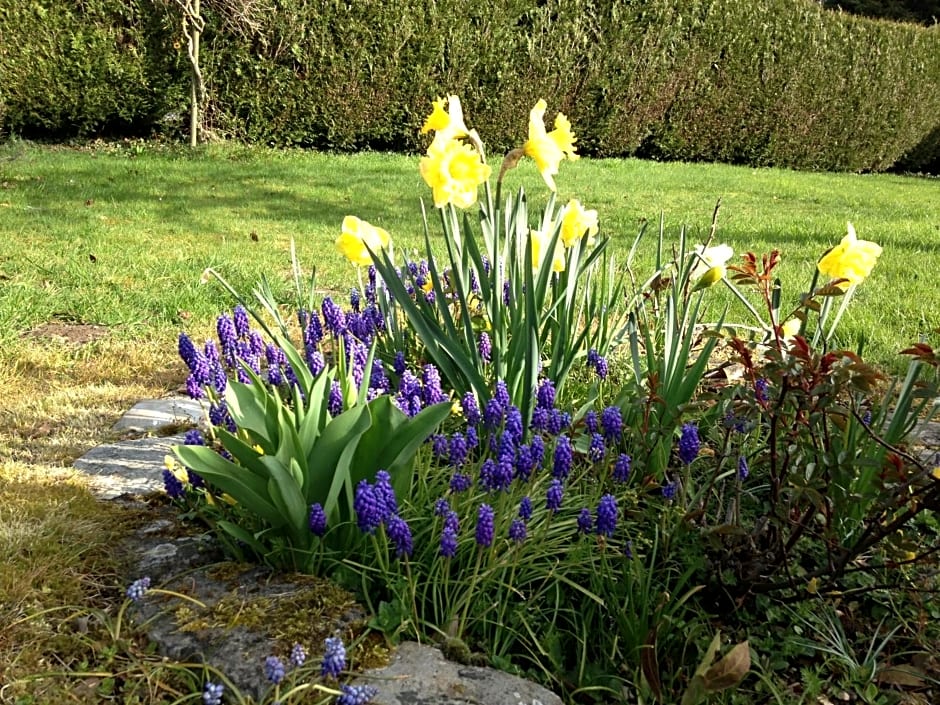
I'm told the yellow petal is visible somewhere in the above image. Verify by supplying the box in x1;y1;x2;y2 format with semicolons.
420;136;491;209
522;99;578;192
817;222;882;289
336;216;391;266
421;95;469;143
560;199;599;247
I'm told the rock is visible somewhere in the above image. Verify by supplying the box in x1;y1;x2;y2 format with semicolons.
73;433;187;499
112;395;205;434
351;641;563;705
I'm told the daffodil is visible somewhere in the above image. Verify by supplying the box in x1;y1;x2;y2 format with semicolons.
420;137;491;209
421;95;469;144
689;243;734;284
560;199;599;248
530;229;565;273
817;222;882;289
335;216;391;267
523;99;578;191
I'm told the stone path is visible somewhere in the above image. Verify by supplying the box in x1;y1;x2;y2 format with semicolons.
73;395;562;705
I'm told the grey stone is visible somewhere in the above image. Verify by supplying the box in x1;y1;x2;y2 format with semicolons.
73;433;187;499
351;641;563;705
112;395;206;433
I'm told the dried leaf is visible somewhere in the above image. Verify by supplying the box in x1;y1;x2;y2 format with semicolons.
702;640;751;691
876;665;926;687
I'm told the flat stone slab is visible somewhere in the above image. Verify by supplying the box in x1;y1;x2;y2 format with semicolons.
352;641;563;705
112;395;205;433
73;433;186;499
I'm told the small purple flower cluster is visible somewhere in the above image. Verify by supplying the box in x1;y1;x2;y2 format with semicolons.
394;364;449;417
354;471;413;557
587;348;608;380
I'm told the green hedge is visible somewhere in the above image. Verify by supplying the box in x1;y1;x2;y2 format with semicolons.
2;0;939;172
0;1;185;137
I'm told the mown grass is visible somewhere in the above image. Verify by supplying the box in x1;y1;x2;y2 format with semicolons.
1;140;938;703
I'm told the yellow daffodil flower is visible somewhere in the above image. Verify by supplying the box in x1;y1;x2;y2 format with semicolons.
335;216;391;267
420;137;491;209
523;99;579;191
560;199;599;248
806;577;819;594
421;95;469;143
530;229;565;273
817;222;882;290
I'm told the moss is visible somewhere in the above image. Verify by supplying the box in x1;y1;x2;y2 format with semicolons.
170;567;391;669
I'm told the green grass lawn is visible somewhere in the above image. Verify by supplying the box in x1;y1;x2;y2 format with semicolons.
1;140;938;374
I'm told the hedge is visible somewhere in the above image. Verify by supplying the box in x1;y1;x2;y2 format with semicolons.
1;0;938;172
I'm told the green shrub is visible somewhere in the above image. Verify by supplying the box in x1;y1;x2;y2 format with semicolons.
0;1;186;138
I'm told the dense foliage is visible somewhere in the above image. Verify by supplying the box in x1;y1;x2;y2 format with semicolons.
2;0;939;169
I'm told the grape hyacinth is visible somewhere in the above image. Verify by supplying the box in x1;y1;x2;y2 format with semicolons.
386;515;414;558
184;429;205;446
577;507;594;534
203;682;224;705
217;313;238;361
321;636;347;679
475;504;495;547
421;364;448;405
328;381;344;417
600;405;623;441
509;519;527;543
264;655;286;685
393;351;407;376
588;432;605;462
309;503;327;537
596;494;618;537
553;436;573;480
290;643;307;668
433;497;451;517
519;496;533;521
678;423;700;465
163;468;185;499
354;481;383;534
754;377;769;403
738;456;750;480
546;479;564;512
373;470;398;519
662;480;678;501
613;453;632;483
584;410;598;434
321;296;347;336
335;684;379;705
478;331;492;363
449;472;472;493
440;527;458;558
587;348;609;380
461;392;481;426
536;379;556;410
126;576;151;602
232;304;250;338
448;433;469;467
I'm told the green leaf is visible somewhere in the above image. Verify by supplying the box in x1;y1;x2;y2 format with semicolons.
305;403;372;507
174;445;283;525
216;520;266;555
262;455;308;545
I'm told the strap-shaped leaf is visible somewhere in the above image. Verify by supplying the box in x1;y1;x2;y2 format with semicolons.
262;455;308;546
174;444;282;525
304;402;372;506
